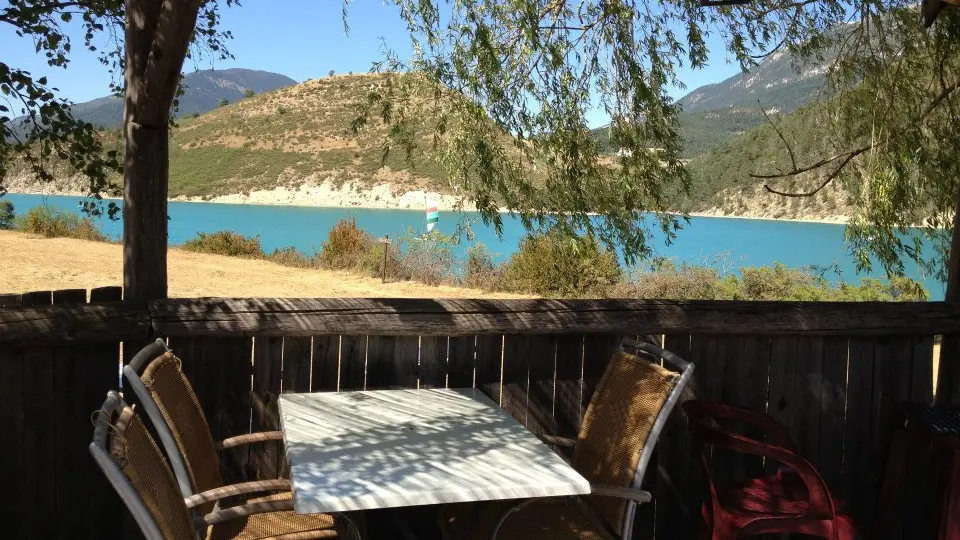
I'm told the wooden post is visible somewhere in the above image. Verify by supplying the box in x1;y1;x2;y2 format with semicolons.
379;235;392;284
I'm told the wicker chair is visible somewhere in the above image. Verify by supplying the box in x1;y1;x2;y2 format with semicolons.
122;339;364;537
438;338;695;540
90;391;361;540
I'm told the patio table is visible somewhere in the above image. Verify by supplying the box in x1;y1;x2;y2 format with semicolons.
278;387;591;514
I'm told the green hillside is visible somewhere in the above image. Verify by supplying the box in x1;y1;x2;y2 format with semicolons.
166;73;448;198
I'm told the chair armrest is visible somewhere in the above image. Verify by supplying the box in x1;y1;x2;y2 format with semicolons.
589;484;652;504
538;435;576;448
217;430;284;451
184;479;290;509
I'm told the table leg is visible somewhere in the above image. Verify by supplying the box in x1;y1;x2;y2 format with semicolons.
872;424;911;540
939;449;960;540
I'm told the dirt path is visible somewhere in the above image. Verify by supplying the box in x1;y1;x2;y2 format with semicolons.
0;230;528;298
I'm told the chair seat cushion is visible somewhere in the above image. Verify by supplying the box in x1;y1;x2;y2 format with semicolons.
438;499;608;540
721;471;847;518
207;507;340;540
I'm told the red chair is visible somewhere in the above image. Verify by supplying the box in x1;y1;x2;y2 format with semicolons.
683;400;856;540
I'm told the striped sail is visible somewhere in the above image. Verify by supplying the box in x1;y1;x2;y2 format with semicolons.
425;199;439;233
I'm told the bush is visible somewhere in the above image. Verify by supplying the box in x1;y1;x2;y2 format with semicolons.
616;261;737;300
500;233;621;297
0;200;14;230
319;218;373;270
243;88;255;98
15;206;107;241
267;247;315;268
464;243;501;289
397;233;458;286
181;230;265;258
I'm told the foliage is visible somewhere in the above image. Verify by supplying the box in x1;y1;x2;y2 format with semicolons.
180;230;264;258
396;231;459;286
500;232;621;297
328;70;335;77
14;206;107;242
464;243;501;289
318;218;374;270
217;98;230;107
615;260;928;301
243;88;255;98
266;246;315;268
0;200;14;230
0;0;235;216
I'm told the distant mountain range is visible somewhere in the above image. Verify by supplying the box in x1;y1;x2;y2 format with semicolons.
592;49;832;158
13;68;296;132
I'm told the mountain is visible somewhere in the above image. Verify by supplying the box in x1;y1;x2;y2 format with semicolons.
592;50;833;158
17;68;297;131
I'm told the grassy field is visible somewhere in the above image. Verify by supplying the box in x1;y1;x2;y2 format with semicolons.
0;230;528;298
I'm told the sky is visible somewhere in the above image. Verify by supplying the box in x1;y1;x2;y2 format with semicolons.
0;0;743;128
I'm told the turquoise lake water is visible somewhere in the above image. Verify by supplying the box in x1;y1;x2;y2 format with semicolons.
4;193;946;299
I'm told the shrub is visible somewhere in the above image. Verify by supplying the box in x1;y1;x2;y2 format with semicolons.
267;247;315;268
217;98;229;107
500;232;621;297
319;218;373;270
464;243;501;289
181;230;264;258
243;88;255;98
397;233;458;286
0;200;14;230
14;206;107;242
616;261;737;300
361;240;405;279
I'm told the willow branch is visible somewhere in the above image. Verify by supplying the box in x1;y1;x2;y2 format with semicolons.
760;102;797;171
754;77;960;197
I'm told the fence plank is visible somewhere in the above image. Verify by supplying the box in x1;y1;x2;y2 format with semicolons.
581;335;619;410
0;292;21;307
475;335;503;404
447;336;475;388
281;337;312;393
338;335;367;390
311;336;340;392
216;337;253;483
526;335;557;437
418;336;447;389
252;336;283;480
148;298;960;337
51;289;88;540
553;334;582;439
501;335;531;425
843;337;876;530
818;336;849;492
19;290;55;538
0;344;24;538
656;334;699;540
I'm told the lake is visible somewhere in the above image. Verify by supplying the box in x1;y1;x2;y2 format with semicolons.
4;193;946;299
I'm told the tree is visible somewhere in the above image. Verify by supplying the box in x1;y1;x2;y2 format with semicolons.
218;98;230;107
1;0;234;301
243;88;255;98
328;69;335;77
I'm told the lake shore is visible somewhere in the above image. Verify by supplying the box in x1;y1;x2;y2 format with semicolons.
0;230;531;298
7;182;850;224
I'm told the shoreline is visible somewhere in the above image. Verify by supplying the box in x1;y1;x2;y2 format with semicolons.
7;186;849;225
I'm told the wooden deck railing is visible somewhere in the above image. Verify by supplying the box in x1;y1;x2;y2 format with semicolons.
2;288;957;539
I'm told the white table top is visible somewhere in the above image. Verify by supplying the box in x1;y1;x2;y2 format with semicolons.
278;388;591;514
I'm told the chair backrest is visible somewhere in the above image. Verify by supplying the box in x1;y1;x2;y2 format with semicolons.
571;338;694;538
89;391;199;540
123;339;222;513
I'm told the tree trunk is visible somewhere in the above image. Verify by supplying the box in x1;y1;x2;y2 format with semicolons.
935;188;960;405
121;0;202;302
123;121;169;301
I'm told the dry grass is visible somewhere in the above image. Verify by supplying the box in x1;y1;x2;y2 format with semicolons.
0;230;530;299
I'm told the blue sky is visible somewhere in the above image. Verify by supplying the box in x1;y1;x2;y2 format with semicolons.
1;0;742;127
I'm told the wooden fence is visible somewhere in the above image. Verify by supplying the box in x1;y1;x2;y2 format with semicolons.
2;289;958;539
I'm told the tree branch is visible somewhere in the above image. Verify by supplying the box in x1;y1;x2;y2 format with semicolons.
699;0;753;5
759;101;797;172
754;77;960;197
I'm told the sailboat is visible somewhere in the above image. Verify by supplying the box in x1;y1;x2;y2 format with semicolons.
425;198;439;236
